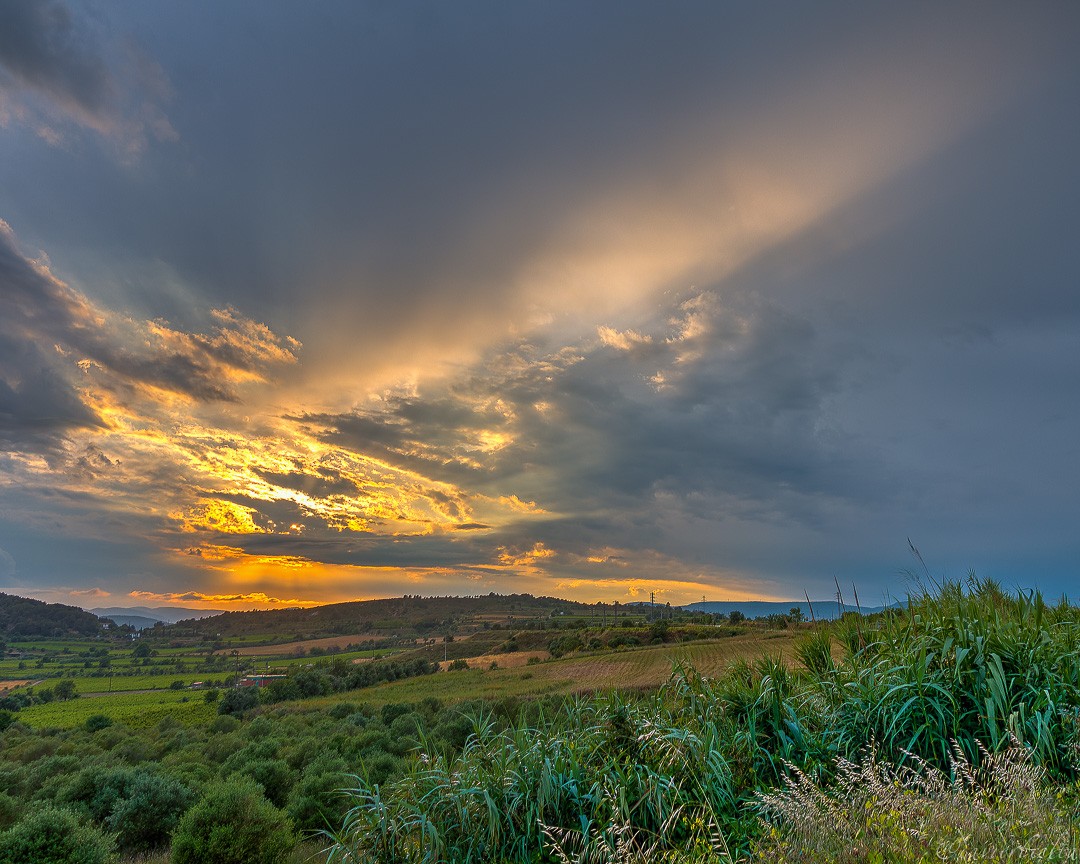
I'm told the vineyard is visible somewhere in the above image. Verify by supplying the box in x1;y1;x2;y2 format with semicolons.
15;689;215;729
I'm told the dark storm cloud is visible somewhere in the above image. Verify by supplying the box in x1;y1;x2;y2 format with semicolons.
0;0;113;122
4;2;1038;367
0;0;175;152
0;221;106;453
293;395;510;482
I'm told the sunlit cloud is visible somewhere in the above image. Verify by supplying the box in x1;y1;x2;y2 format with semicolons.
67;587;110;599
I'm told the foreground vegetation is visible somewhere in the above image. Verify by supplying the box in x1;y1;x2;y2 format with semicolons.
0;579;1077;862
326;579;1080;862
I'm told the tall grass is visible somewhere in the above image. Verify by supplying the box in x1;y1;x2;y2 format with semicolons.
754;738;1080;862
325;580;1080;862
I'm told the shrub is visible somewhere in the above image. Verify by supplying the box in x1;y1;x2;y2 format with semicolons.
0;793;18;831
105;771;196;854
56;765;137;823
84;715;113;733
286;755;350;834
217;687;259;716
171;778;295;864
0;805;116;864
230;758;295;809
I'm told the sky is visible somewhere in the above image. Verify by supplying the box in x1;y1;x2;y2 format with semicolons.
1;2;1079;611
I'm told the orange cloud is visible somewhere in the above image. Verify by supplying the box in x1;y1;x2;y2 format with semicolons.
178;500;268;535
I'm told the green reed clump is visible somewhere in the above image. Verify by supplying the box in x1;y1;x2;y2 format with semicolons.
325;694;736;864
815;577;1080;774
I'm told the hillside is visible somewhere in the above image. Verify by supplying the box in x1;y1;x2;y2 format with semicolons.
683;599;892;620
156;593;607;641
0;592;106;638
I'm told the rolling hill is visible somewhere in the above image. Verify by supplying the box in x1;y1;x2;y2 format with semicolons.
0;592;106;638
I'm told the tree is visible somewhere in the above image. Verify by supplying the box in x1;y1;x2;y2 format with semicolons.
789;606;805;624
170;779;295;864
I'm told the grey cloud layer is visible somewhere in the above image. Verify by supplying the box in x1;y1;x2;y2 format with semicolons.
276;290;886;581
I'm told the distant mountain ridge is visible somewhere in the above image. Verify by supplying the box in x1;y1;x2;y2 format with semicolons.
89;606;228;625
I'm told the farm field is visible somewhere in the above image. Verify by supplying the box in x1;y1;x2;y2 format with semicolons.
15;688;215;729
308;629;797;710
1;620;788;728
226;634;402;656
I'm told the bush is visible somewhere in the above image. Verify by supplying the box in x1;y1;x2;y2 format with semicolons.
84;715;113;733
230;758;295;808
0;805;116;864
0;793;18;831
105;771;196;854
286;755;350;834
171;779;295;864
217;687;259;716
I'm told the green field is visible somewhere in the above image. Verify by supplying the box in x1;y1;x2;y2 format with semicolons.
15;688;216;729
